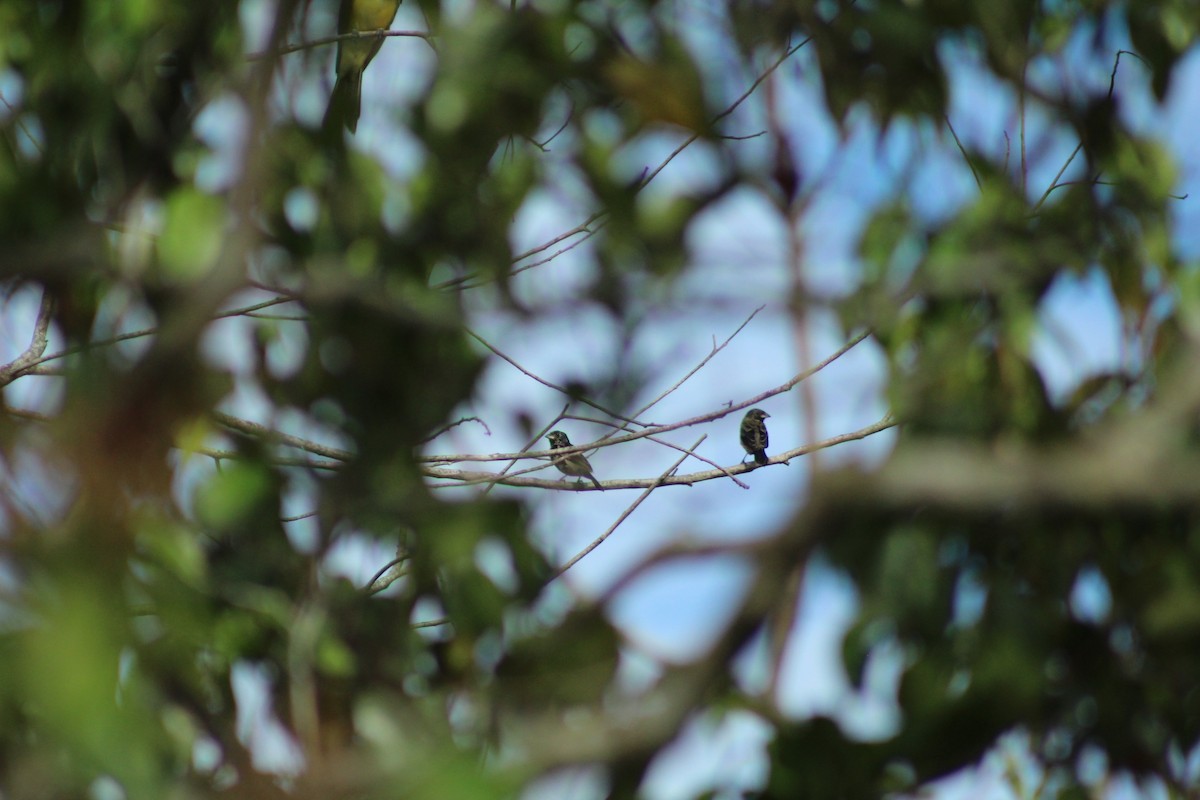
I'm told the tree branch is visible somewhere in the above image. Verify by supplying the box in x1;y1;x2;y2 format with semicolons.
0;290;54;387
211;412;354;461
553;435;706;577
426;417;896;489
248;28;435;61
14;295;297;374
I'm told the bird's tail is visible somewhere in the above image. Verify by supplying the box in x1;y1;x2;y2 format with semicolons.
323;71;363;135
755;451;769;466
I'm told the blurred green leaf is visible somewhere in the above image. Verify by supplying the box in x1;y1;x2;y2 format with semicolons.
157;188;225;279
194;462;274;529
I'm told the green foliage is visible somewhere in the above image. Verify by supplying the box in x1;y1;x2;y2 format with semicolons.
0;0;1197;798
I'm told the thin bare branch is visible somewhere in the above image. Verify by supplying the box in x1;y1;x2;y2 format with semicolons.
505;469;827;771
365;556;409;595
2;405;54;422
212;411;354;461
437;221;606;291
243;312;308;321
17;295;297;372
187;410;892;484
597;537;776;605
480;404;570;497
512;211;608;265
1032;50;1148;214
533;98;575;150
0;90;45;156
1108;49;1148;98
553;435;706;578
631;306;765;422
411;618;448;629
719;130;767;141
464;327;650;428
566;414;746;489
944;115;982;191
437;452;575;490
248;28;434;61
642;38;812;190
195;448;342;470
500;222;607;280
1031;142;1082;213
132;331;871;495
563;307;766;490
427;416;895;489
422;330;872;464
634;432;749;490
419;415;492;444
1040;179;1187;201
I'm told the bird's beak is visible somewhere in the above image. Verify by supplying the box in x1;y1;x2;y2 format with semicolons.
763;412;771;418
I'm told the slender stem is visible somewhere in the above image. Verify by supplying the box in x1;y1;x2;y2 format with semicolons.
553;435;707;578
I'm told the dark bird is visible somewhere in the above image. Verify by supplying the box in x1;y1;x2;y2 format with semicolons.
323;0;403;134
740;408;770;466
546;430;603;490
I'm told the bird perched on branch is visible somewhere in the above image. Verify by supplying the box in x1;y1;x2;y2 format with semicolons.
740;409;770;466
546;430;603;490
323;0;403;134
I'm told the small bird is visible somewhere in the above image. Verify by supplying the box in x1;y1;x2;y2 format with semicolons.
740;409;770;466
323;0;403;134
546;430;603;490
